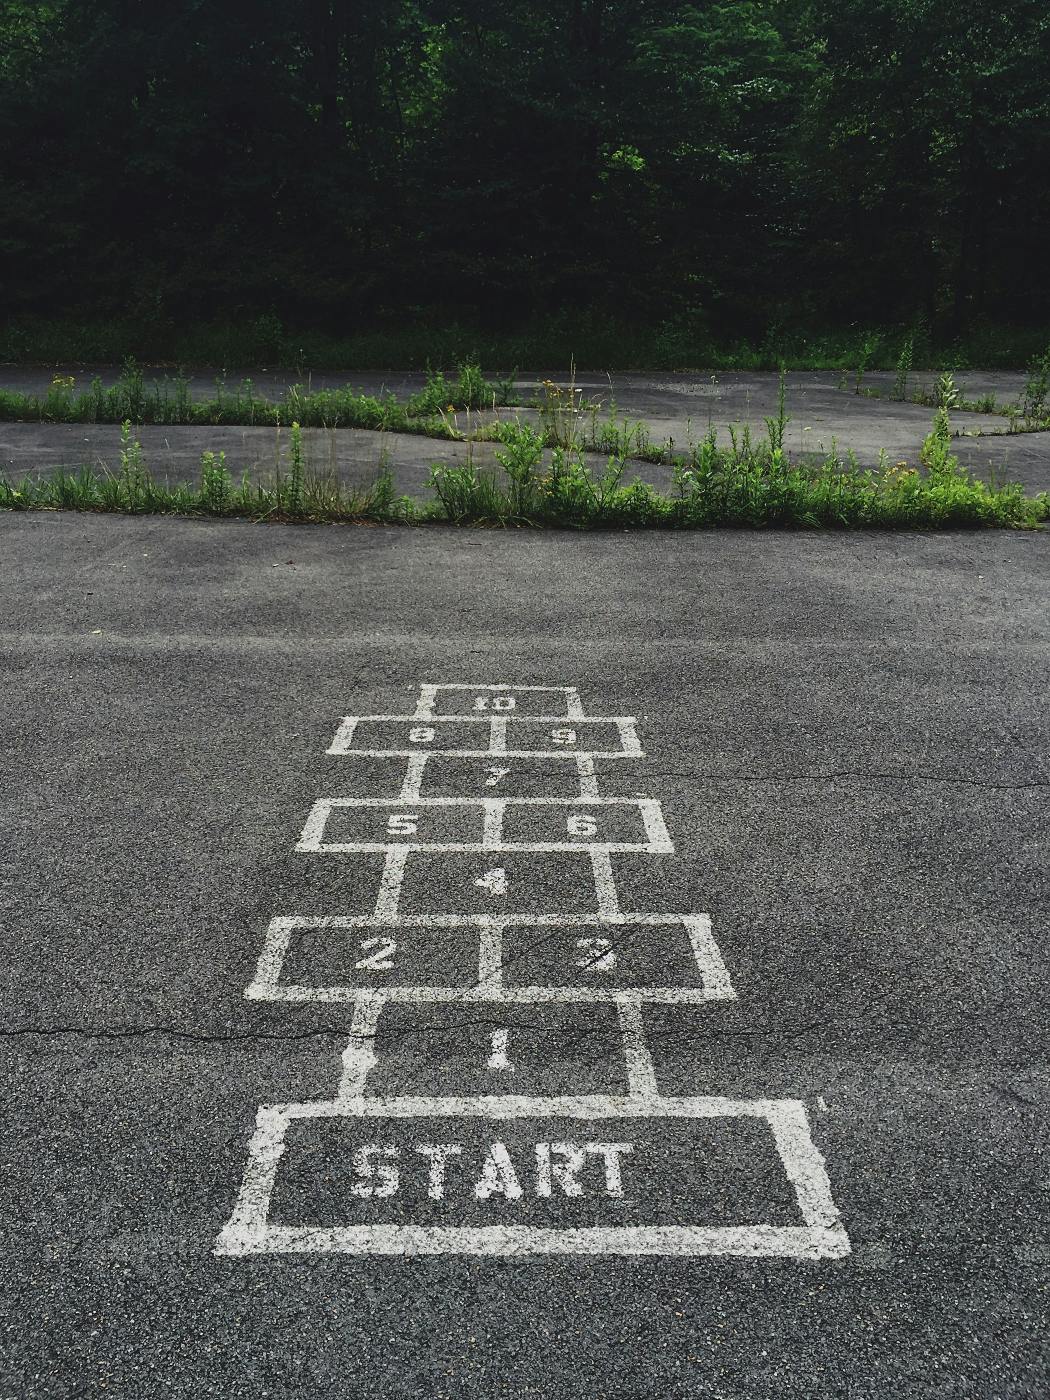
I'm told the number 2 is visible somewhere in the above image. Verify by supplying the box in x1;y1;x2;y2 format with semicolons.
356;936;396;970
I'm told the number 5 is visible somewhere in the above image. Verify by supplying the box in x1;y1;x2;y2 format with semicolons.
567;814;597;837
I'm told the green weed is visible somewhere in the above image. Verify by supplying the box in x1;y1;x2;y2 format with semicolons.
893;336;913;401
3;402;1045;530
1020;347;1050;422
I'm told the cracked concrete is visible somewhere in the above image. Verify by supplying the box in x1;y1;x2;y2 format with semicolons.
1;365;1049;494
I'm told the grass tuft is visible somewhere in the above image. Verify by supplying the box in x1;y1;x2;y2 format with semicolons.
4;410;1041;530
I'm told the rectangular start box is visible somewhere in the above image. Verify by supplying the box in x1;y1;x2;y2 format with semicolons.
215;1095;850;1260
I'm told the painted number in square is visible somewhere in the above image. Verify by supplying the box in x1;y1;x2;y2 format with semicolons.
409;726;435;743
576;937;616;972
387;814;418;836
485;767;511;786
474;868;508;896
551;727;577;745
474;695;516;711
567;814;597;838
356;936;397;971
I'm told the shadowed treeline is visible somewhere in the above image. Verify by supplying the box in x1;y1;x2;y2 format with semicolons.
2;1;1049;363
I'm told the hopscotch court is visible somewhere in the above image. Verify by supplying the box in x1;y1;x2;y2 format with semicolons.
217;684;850;1259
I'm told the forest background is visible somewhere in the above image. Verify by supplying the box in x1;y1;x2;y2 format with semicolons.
2;0;1049;369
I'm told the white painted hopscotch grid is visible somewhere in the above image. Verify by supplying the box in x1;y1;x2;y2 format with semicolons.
217;683;850;1260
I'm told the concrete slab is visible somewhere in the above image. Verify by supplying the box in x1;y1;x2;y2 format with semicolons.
1;368;1048;495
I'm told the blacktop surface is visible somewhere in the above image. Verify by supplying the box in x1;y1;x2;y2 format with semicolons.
2;367;1049;496
1;513;1047;1397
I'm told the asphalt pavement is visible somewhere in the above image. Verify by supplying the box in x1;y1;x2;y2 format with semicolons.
1;514;1048;1398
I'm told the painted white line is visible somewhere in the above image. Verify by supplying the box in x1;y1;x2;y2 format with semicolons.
298;842;670;854
398;754;429;801
300;796;661;807
296;799;334;850
330;714;639;725
329;749;644;760
428;685;580;693
253;984;736;1006
335;993;384;1101
638;800;674;852
245;917;298;1000
326;717;360;754
214;1095;850;1260
565;688;585;721
249;912;718;929
766;1101;845;1230
414;685;439;719
616;999;658;1100
589;849;620;918
296;796;667;853
684;916;737;999
615;718;643;756
489;717;508;755
373;849;409;921
225;1093;812;1120
218;1222;851;1259
575;753;599;799
481;801;505;848
486;1029;513;1071
215;1104;290;1257
477;919;503;987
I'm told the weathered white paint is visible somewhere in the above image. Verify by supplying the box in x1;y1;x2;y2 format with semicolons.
220;681;846;1263
214;1095;850;1260
399;754;429;801
616;998;659;1100
477;919;503;988
244;913;737;1006
415;1144;463;1199
335;994;384;1101
589;849;620;918
373;849;409;921
486;1029;513;1071
296;795;669;856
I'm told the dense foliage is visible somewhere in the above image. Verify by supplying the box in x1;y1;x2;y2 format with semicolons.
2;1;1049;359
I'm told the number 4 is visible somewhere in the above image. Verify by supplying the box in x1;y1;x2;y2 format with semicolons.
474;868;508;896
